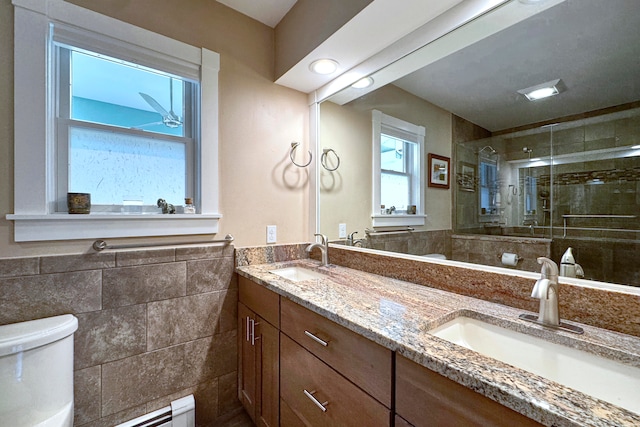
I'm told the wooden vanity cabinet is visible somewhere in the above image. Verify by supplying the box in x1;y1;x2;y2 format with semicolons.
395;355;543;427
238;276;280;427
280;333;390;427
280;297;392;427
280;297;392;407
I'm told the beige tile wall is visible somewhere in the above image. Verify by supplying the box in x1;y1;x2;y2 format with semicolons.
364;230;452;258
451;234;551;273
0;244;239;427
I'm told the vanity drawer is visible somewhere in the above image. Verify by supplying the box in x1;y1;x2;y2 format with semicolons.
280;333;390;427
239;275;279;328
396;355;543;427
280;297;392;407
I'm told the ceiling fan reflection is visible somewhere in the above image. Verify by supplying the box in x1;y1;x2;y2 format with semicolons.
138;78;183;128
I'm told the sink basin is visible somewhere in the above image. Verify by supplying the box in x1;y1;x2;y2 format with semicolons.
269;266;326;282
429;316;640;415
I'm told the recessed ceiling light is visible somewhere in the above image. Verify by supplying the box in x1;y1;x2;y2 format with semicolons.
517;79;566;101
309;59;339;75
351;77;374;89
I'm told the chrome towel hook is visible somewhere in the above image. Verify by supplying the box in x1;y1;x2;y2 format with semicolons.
321;148;340;171
289;142;312;167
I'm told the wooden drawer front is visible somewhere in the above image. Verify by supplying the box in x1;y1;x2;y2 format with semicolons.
280;333;390;427
281;297;392;407
238;275;279;328
396;355;543;427
395;415;414;427
280;398;306;427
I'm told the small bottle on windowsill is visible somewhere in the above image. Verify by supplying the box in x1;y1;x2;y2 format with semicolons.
184;198;196;214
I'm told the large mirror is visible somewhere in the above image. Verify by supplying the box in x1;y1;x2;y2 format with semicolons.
318;0;640;288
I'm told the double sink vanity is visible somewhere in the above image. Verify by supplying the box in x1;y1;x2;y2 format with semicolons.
235;245;640;426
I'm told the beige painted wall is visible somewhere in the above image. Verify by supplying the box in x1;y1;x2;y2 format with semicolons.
0;0;310;257
319;84;452;240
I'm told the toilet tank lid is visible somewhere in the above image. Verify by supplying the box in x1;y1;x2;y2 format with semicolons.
0;314;78;357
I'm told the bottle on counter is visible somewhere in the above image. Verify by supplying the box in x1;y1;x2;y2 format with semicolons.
560;247;576;277
184;197;196;214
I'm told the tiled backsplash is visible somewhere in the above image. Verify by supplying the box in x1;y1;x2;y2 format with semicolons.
0;245;239;427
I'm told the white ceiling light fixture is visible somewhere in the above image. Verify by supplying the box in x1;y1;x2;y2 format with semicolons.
517;79;566;101
351;76;374;89
309;59;339;75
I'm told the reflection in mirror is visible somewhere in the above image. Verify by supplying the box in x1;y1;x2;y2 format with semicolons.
318;0;640;288
454;109;640;284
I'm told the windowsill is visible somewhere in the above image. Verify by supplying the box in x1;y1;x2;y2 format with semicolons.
7;213;221;242
371;214;426;228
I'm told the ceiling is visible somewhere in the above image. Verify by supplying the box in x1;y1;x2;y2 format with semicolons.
215;0;297;28
139;0;638;133
392;0;640;132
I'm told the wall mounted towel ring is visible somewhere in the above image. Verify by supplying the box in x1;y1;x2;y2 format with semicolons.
289;142;312;167
321;148;340;171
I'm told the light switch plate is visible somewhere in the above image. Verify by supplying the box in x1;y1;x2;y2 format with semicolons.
266;225;277;243
338;223;347;238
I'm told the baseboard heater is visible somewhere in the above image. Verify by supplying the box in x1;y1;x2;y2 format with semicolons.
115;395;195;427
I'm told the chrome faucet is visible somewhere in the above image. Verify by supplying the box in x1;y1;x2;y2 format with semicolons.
531;257;559;326
347;231;358;246
306;233;330;266
519;257;584;334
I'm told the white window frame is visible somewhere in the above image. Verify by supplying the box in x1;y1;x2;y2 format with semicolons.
8;0;221;242
372;110;426;228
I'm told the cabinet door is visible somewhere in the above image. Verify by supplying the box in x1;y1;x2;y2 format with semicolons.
255;315;279;427
238;302;257;423
280;333;390;427
239;275;280;327
396;355;543;427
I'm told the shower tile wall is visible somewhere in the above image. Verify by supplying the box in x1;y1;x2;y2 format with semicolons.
553;114;640;233
0;245;240;427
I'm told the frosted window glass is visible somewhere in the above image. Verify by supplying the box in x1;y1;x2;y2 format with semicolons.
69;126;185;206
381;173;409;210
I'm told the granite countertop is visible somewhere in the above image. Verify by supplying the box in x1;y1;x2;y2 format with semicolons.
236;259;640;427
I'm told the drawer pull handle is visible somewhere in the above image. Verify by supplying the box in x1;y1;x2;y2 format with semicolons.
303;389;328;412
249;319;260;346
304;330;329;347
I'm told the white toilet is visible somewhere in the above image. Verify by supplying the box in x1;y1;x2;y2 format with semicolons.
0;314;78;427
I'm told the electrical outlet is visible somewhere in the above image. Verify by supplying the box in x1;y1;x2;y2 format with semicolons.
266;225;277;244
338;223;347;239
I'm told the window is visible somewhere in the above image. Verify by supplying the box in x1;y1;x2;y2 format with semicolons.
372;110;426;227
56;46;199;212
9;0;220;241
478;158;498;217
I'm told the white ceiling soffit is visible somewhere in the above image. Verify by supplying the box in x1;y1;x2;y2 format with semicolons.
216;0;297;28
323;0;515;104
275;0;465;94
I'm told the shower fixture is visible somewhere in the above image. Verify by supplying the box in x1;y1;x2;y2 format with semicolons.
523;147;533;160
478;146;497;155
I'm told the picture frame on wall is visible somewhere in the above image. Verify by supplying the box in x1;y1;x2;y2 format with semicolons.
458;162;476;192
428;153;450;189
